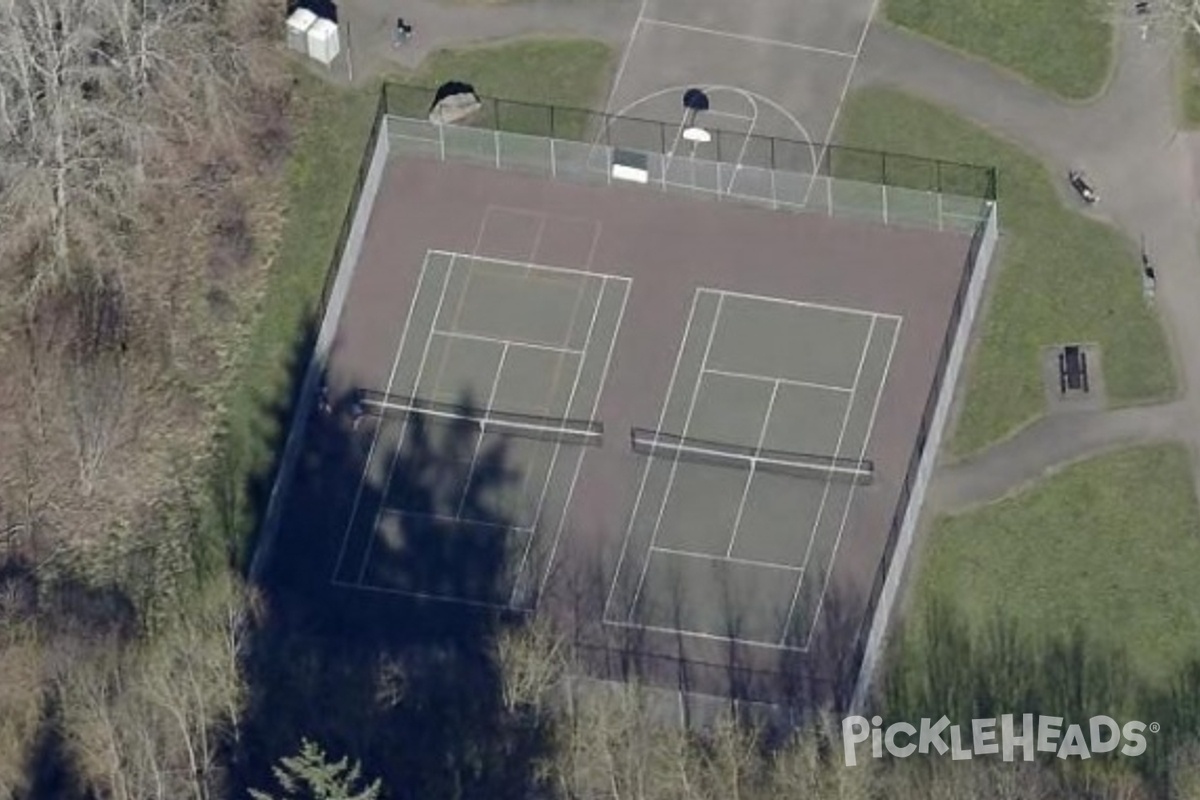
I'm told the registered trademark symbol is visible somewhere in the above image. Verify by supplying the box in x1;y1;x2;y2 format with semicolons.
1149;722;1161;734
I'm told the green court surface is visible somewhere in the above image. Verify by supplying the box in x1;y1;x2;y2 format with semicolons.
333;251;630;608
606;288;900;649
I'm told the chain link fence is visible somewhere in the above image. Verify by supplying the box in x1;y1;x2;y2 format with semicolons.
382;82;997;232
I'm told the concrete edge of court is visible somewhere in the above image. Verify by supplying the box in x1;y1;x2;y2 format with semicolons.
848;200;1000;713
249;113;1000;716
248;116;392;584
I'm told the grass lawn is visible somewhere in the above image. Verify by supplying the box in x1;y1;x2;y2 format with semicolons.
835;87;1175;457
1180;30;1200;128
400;38;614;106
884;0;1112;100
220;39;615;562
385;38;615;138
909;444;1200;684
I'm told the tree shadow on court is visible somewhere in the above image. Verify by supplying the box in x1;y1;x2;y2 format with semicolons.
544;528;867;734
233;331;556;799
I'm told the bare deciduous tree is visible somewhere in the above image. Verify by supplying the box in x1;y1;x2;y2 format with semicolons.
57;575;248;800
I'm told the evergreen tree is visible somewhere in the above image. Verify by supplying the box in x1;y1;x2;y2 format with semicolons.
250;738;383;800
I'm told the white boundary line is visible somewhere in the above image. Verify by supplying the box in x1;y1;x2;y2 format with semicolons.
652;545;802;574
640;17;857;59
725;379;780;558
535;278;631;603
804;0;883;207
603;291;705;622
453;342;510;518
433;329;585;356
428;248;631;283
494;218;588;525
361;397;602;444
332;577;526;613
355;254;460;584
506;273;607;604
609;86;819;186
590;0;650;168
626;294;725;621
713;286;900;321
778;314;877;644
329;251;438;583
798;317;900;649
603;617;809;652
379;506;535;535
703;367;854;394
722;89;759;195
704;110;755;123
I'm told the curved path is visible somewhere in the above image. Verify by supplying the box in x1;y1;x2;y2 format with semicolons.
855;22;1200;512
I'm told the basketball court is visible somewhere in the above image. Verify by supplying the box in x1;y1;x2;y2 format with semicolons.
603;0;881;184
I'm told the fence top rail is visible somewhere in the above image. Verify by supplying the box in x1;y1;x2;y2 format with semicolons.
381;81;998;200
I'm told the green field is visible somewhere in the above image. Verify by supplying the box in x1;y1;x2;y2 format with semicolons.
1181;31;1200;128
908;444;1200;684
884;0;1112;100
222;40;615;562
835;87;1175;457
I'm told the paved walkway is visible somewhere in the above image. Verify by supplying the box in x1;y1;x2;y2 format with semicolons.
335;0;636;81
855;21;1200;512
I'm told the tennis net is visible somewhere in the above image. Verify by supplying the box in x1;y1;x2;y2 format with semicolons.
630;427;874;485
359;390;604;446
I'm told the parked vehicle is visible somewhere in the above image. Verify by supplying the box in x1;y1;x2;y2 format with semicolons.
1068;170;1098;204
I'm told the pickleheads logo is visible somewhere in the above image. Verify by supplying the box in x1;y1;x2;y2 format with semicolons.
841;715;1158;766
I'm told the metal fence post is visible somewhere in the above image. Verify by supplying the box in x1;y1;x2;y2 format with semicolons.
550;104;556;139
881;151;888;187
493;97;501;130
936;160;943;195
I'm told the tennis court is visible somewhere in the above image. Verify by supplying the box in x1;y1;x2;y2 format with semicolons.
330;249;629;609
277;151;979;703
604;289;898;649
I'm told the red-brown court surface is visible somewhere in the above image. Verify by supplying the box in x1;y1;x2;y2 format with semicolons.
285;155;973;707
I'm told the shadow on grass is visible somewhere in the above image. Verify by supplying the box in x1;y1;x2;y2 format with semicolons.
0;559;142;800
229;322;554;799
877;595;1200;795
